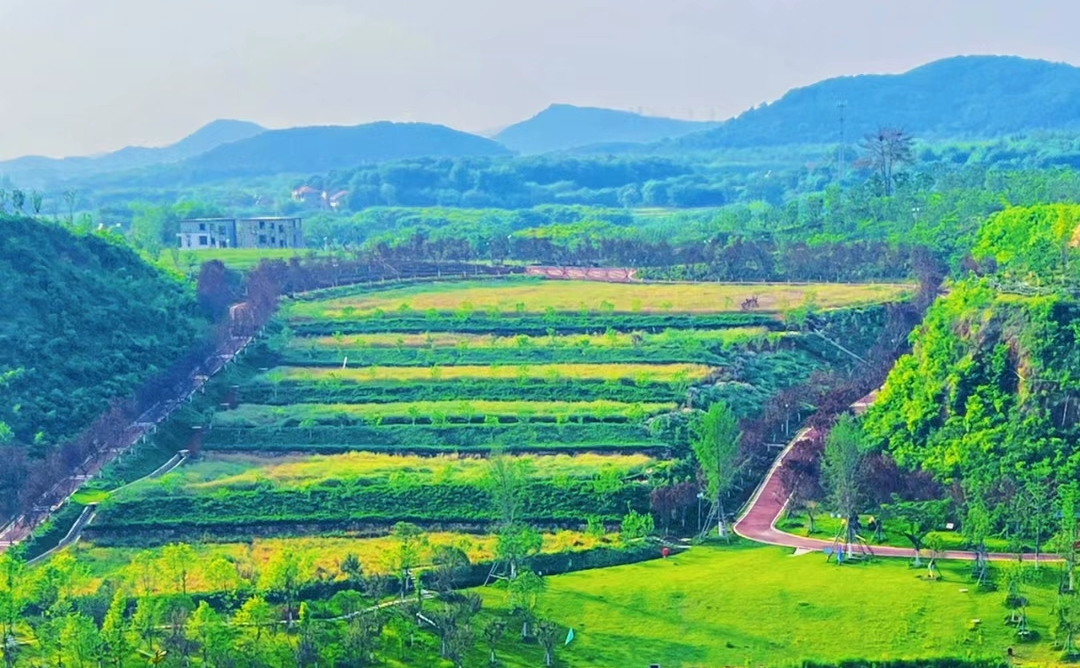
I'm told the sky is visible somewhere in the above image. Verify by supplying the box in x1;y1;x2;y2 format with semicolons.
0;0;1078;160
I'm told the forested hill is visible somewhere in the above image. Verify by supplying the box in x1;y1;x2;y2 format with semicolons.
0;217;205;448
675;55;1080;149
496;104;718;154
0;119;265;188
865;204;1080;537
168;122;511;181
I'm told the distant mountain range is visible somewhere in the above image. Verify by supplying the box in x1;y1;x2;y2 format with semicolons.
6;55;1080;188
495;104;718;154
177;122;510;180
0;120;265;187
672;55;1080;150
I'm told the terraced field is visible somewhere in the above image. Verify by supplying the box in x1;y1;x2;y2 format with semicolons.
89;452;656;540
288;279;913;317
82;278;910;546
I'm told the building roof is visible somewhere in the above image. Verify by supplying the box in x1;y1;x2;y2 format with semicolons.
180;216;302;223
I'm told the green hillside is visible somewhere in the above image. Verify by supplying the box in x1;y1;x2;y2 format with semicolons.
0;217;206;446
865;204;1080;532
677;55;1080;149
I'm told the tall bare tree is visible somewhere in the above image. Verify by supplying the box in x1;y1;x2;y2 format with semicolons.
858;127;915;196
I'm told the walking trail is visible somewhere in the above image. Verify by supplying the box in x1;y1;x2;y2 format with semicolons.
733;391;1055;563
0;335;252;553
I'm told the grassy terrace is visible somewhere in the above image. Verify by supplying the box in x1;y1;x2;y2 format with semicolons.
293;327;778;350
88;452;658;535
260;363;711;384
213;400;678;426
144;452;655;490
286;279;914;318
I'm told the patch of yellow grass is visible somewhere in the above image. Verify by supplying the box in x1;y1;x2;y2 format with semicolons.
214;400;676;426
295;327;775;350
288;280;913;317
71;530;614;596
184;451;654;490
265;363;710;384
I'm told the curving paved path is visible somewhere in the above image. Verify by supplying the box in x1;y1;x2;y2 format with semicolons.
733;395;1057;563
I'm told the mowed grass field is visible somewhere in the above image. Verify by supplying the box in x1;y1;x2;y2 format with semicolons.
213;400;678;426
263;363;711;384
158;248;322;271
295;327;777;350
287;279;914;318
482;543;1061;667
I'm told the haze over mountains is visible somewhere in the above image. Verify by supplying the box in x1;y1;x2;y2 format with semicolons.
0;120;264;185
494;104;718;154
5;55;1080;188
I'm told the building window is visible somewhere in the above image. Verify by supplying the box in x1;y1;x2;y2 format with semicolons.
199;223;206;231
198;235;208;245
259;221;265;229
258;235;267;245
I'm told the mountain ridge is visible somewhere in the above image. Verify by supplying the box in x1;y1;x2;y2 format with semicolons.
0;119;265;187
496;104;719;154
672;55;1080;150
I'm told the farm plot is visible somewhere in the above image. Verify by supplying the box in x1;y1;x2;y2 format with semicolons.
279;327;784;366
237;363;708;409
286;279;913;318
88;452;657;541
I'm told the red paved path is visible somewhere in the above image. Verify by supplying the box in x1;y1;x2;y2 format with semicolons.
733;396;1057;563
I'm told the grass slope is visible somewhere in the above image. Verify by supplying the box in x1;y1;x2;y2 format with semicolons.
483;543;1058;667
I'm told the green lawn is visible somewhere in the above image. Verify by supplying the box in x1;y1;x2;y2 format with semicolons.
157;248;326;272
482;543;1061;667
777;512;1017;554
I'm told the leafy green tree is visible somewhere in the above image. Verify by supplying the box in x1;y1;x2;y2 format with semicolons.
508;569;546;639
495;525;542;581
536;619;560;667
188;600;232;668
390;522;427;600
481;617;507;665
260;551;303;623
100;591;128;668
431;546;470;594
884;499;948;566
130;597;162;654
0;553;26;639
161;543;197;595
822;414;866;553
691;401;742;538
60;613;100;668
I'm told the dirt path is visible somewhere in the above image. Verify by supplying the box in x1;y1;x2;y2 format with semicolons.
732;393;1056;563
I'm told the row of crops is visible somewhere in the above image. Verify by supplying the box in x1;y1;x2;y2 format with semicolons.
89;279;910;538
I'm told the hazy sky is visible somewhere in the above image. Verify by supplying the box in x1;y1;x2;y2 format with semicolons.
1;0;1078;160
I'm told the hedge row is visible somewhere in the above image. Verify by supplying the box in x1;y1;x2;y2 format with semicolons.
202;422;661;449
288;312;779;336
277;344;735;368
92;481;649;532
241;378;685;405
